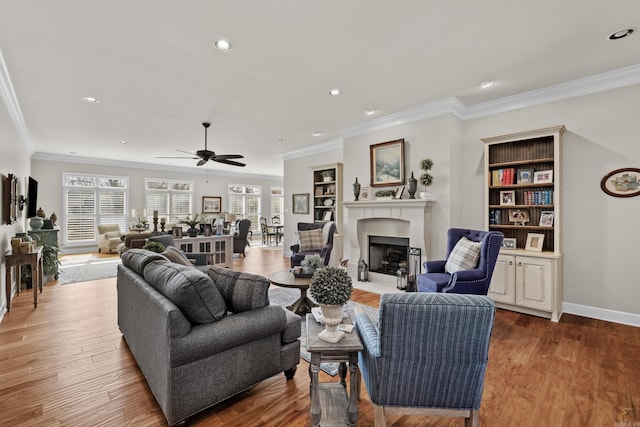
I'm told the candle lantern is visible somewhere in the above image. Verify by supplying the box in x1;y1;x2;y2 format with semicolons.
357;259;369;282
396;266;407;290
407;247;422;292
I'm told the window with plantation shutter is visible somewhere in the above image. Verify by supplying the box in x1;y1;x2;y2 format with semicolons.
145;178;193;225
63;174;128;245
271;186;284;224
228;184;261;234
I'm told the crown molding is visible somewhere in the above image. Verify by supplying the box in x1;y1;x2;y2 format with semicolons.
281;138;343;161
0;49;33;152
31;152;284;181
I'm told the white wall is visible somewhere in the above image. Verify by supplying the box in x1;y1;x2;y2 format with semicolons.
284;83;640;323
31;158;283;252
0;102;32;315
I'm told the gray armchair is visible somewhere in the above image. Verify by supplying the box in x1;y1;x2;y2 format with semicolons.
356;292;496;427
233;219;251;256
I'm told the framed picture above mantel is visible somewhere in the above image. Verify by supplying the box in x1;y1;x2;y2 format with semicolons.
370;139;405;187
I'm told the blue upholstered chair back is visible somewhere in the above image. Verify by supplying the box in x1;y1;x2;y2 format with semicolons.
356;292;495;411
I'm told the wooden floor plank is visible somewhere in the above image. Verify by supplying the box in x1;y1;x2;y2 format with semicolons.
1;246;639;426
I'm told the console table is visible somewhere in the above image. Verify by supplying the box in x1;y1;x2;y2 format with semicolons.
4;246;43;311
306;312;363;426
175;235;233;268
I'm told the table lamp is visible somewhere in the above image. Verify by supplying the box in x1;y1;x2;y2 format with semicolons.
132;208;146;227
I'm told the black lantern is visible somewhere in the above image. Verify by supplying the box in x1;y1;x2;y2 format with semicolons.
357;259;369;282
396;265;407;290
406;247;421;292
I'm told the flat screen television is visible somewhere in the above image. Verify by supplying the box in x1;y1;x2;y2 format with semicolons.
27;176;38;218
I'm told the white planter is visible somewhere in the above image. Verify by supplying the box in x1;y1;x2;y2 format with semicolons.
419;192;432;199
317;304;345;343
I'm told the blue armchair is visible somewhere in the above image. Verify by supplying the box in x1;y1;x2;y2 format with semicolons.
289;222;336;267
356;292;496;427
417;228;503;295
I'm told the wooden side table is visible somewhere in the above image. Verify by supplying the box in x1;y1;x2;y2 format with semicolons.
306;312;363;426
268;270;316;315
4;246;43;311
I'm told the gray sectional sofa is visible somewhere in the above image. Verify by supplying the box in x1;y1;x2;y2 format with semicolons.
117;249;301;425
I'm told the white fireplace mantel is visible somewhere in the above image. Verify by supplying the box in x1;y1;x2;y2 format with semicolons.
343;199;436;270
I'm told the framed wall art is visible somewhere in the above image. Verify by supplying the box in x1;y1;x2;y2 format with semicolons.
202;196;221;213
292;193;309;214
600;167;640;198
370;139;405;187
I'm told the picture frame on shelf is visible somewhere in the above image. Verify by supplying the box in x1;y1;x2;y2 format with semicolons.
508;209;529;224
525;233;545;251
172;226;183;239
202;196;221;214
315;187;323;196
600;167;640;198
370;139;405;187
292;193;309;214
500;190;516;206
539;211;554;227
517;168;534;184
360;186;371;201
533;170;553;184
202;224;213;236
322;211;333;221
395;186;405;199
501;238;517;249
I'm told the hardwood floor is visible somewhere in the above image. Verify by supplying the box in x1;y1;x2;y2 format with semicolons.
1;246;639;426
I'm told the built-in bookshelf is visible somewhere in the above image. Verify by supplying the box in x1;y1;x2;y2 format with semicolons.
311;163;343;233
482;125;565;321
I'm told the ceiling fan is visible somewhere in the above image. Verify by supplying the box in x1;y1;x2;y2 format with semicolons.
157;122;245;167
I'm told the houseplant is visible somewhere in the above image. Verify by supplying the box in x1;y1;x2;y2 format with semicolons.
309;265;353;343
419;158;434;199
180;214;207;237
30;230;60;281
143;241;166;253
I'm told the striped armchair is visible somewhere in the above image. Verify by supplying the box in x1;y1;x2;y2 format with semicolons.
356;292;496;427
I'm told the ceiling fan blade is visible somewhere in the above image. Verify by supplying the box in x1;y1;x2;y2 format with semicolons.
214;154;244;160
176;149;197;155
156;156;199;159
214;158;246;167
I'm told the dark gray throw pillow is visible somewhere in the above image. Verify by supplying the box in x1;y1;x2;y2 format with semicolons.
207;266;269;313
121;249;168;276
144;260;227;324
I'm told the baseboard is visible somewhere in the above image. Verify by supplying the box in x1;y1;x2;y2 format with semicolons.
563;302;640;328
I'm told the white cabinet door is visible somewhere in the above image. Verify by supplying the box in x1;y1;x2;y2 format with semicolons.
515;256;553;311
488;254;516;304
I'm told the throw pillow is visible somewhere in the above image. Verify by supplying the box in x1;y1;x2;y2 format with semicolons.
298;228;324;252
207;266;270;313
162;246;193;266
121;249;169;276
444;237;482;274
143;260;227;324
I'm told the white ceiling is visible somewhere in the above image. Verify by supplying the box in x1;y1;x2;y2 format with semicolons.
1;1;639;178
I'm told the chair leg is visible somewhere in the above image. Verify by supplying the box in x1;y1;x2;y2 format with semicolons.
373;404;386;427
466;409;480;427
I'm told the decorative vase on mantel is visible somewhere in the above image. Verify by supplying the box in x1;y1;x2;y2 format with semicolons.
353;177;361;201
407;172;418;199
318;304;345;343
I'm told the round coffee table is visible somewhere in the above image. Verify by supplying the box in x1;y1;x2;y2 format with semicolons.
268;270;317;315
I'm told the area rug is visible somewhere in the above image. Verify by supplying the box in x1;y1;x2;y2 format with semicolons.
268;286;378;376
59;256;121;285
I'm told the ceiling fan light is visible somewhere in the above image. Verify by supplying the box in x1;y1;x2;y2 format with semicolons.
609;28;635;40
479;80;495;89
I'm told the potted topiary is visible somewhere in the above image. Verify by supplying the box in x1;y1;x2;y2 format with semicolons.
419;158;434;199
309;265;353;343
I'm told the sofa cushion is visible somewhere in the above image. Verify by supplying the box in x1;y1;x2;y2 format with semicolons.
298;228;324;252
445;237;482;274
121;249;169;276
162;246;193;266
282;308;302;343
144;260;227;324
206;266;270;313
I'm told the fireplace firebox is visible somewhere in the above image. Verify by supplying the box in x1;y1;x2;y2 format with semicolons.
368;236;410;276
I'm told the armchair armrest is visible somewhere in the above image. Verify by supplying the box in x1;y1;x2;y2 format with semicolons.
443;269;490;294
424;259;446;273
452;268;486;282
355;312;380;357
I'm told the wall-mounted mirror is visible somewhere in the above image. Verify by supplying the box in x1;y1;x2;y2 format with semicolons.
2;173;18;224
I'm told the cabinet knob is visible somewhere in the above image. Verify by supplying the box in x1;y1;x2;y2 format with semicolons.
508;261;513;265
517;261;522;266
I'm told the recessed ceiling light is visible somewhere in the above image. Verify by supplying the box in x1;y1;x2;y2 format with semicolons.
313;132;322;137
329;89;340;96
214;39;232;51
119;140;127;144
479;81;495;89
83;96;99;103
70;151;78;155
609;28;635;40
276;138;284;142
365;109;377;116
